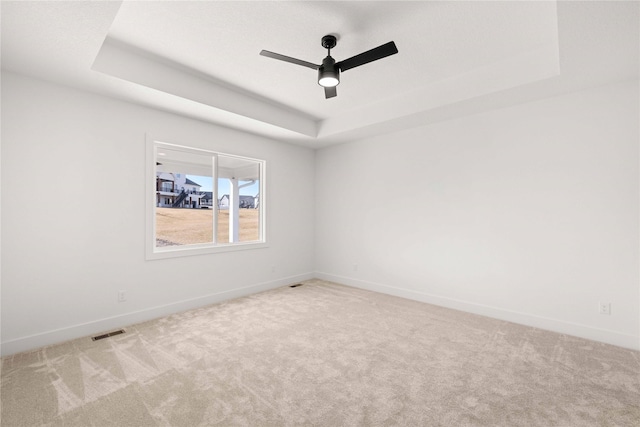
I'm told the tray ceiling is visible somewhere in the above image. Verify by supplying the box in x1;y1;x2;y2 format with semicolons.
1;1;638;148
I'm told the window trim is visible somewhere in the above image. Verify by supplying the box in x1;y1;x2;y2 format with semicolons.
145;134;267;260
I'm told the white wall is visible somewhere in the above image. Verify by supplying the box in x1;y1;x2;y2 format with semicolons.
315;79;640;350
2;72;638;355
1;72;315;355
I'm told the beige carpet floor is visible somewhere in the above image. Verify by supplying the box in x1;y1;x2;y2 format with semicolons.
1;279;639;426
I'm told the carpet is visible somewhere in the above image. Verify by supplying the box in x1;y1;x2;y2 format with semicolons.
1;279;639;426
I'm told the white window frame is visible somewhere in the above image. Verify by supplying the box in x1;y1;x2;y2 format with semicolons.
146;135;267;260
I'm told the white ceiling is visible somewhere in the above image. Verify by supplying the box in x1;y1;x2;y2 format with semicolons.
1;1;638;148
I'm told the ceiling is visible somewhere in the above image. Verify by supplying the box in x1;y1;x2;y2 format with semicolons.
1;1;638;148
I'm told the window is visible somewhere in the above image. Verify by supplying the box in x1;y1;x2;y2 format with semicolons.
147;138;266;259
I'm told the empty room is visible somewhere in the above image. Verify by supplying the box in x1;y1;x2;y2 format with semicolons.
1;1;639;426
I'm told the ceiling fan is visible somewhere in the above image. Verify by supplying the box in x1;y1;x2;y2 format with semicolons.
260;35;398;99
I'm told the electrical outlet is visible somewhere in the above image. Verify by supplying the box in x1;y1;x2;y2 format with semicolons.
599;302;611;315
353;264;358;272
271;265;276;273
118;290;126;303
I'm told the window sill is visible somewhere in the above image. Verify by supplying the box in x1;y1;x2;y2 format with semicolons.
146;241;268;260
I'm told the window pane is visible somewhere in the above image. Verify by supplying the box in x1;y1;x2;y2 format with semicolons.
238;178;260;242
155;147;213;247
217;155;261;244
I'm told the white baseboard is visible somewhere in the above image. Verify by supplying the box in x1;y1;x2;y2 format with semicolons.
315;272;640;351
1;273;314;357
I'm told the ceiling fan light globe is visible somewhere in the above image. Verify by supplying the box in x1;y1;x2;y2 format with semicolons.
319;75;339;87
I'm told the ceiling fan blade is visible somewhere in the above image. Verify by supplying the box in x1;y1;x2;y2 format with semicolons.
260;50;320;70
324;86;337;99
336;41;398;72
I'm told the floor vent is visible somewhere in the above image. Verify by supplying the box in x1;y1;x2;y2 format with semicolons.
91;329;125;341
290;283;304;288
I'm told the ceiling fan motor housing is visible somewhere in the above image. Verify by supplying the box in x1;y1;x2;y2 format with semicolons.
318;55;340;87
